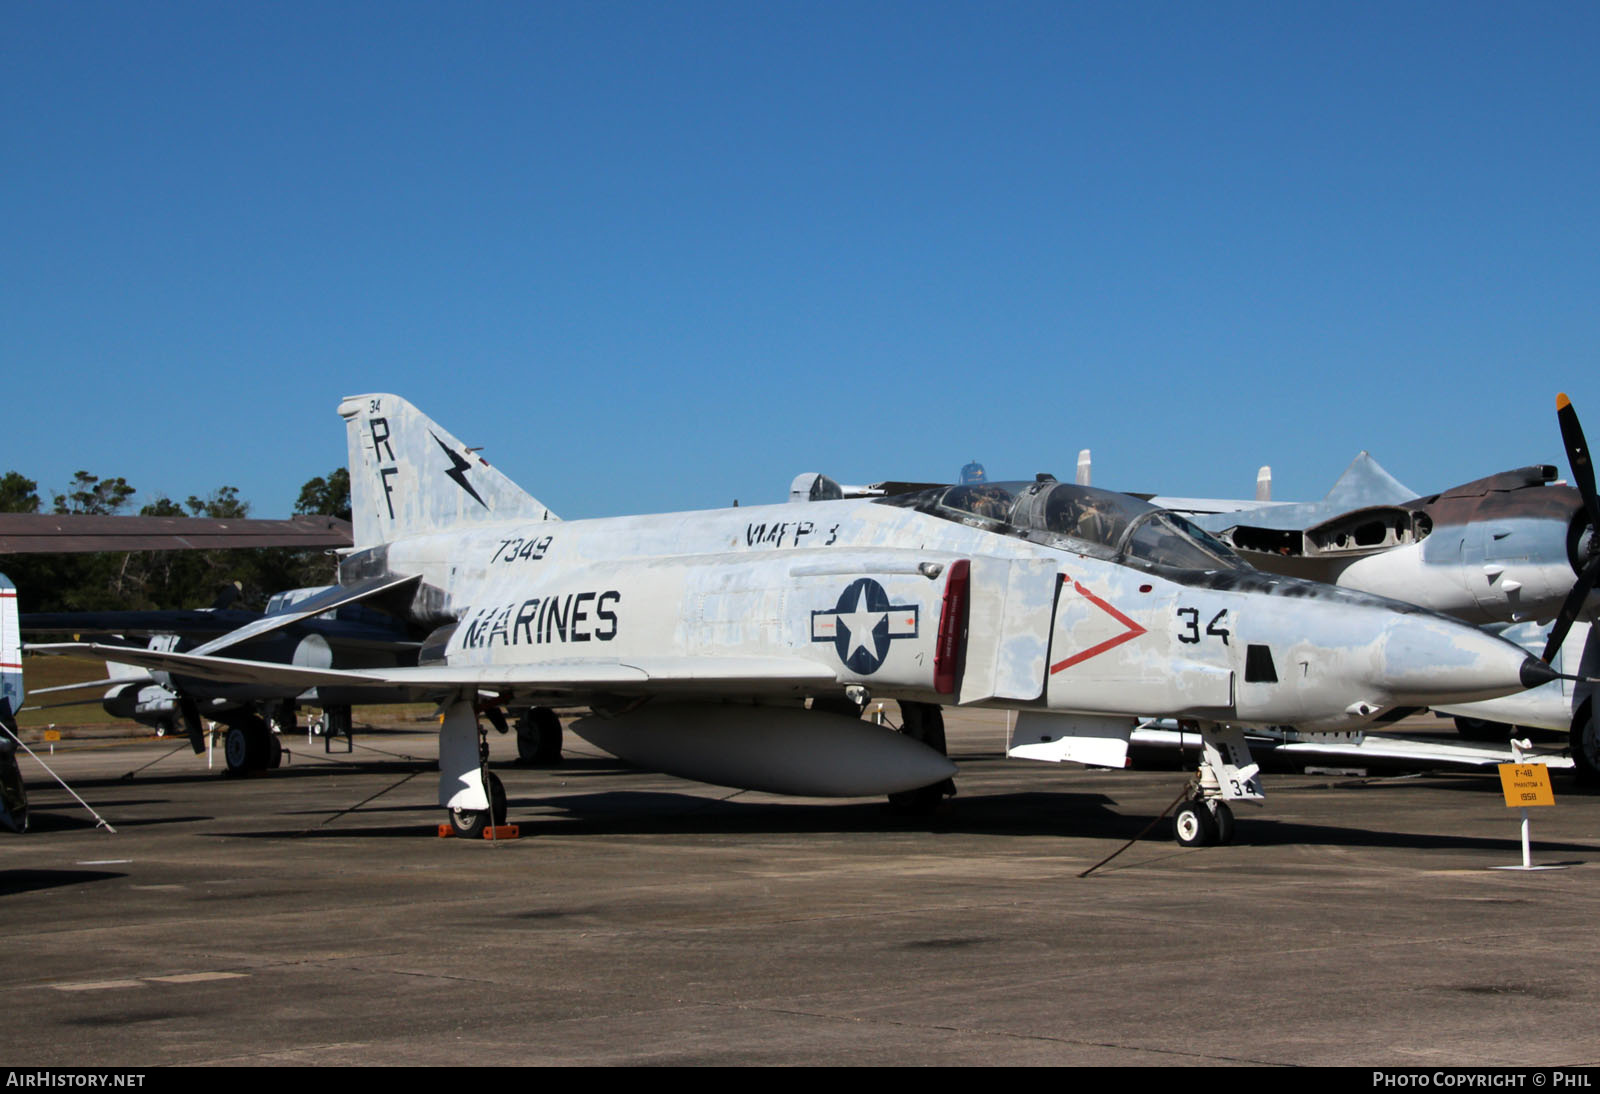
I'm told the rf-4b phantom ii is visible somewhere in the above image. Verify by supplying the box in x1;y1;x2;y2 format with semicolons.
43;394;1557;847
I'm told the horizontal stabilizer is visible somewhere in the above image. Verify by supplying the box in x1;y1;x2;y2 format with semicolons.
28;671;154;696
189;573;420;656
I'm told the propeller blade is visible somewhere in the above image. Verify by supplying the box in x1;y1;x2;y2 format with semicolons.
1557;393;1600;524
1543;553;1600;662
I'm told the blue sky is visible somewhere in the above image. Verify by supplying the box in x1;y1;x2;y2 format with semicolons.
4;2;1597;521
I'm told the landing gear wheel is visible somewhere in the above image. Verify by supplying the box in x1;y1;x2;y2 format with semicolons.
515;708;564;766
223;717;275;774
223;724;265;773
224;725;249;772
1212;801;1235;845
492;772;508;824
1174;799;1218;847
887;701;955;814
266;733;283;770
1455;716;1510;743
449;772;508;838
1572;701;1599;788
154;719;172;738
450;803;489;839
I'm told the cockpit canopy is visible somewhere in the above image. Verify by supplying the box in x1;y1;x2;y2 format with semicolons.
878;478;1246;572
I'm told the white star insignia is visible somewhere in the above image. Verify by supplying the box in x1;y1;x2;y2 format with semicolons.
835;586;887;662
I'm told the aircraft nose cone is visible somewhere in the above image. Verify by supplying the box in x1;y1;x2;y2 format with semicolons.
1374;613;1547;705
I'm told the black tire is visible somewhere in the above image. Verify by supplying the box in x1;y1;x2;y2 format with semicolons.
1571;701;1599;788
489;772;508;826
887;702;953;814
1212;801;1236;845
515;708;564;765
450;804;489;839
1174;799;1217;847
223;725;257;773
1455;717;1510;743
153;719;172;738
898;701;948;755
449;772;508;837
266;733;283;770
0;738;29;833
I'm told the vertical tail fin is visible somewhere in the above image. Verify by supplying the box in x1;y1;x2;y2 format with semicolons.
338;394;558;549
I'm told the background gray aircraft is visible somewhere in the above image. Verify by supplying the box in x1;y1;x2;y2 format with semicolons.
1153;395;1599;778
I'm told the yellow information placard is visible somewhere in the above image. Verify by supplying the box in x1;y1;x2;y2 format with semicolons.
42;730;60;742
1498;764;1554;807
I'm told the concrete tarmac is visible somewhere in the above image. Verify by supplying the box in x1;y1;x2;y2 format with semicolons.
4;709;1598;1067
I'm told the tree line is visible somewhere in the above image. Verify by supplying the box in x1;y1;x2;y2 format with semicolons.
0;468;350;614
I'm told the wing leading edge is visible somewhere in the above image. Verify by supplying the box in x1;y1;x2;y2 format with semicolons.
27;642;839;698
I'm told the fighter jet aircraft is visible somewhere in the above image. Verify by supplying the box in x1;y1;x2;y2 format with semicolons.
35;395;1557;847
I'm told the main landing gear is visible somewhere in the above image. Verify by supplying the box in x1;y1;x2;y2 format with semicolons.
887;700;957;814
450;770;508;839
515;707;564;766
1572;700;1599;788
438;698;509;838
221;712;283;775
1171;722;1260;847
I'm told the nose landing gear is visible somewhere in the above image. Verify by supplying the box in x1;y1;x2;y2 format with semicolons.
1172;722;1259;846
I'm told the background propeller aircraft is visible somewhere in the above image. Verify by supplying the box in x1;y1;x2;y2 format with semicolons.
34;395;1556;846
1148;395;1600;772
1429;619;1597;782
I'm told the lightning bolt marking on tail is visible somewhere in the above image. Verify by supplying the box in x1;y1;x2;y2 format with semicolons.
431;432;488;509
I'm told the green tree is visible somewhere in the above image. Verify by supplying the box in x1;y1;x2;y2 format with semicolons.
0;471;142;611
139;496;186;518
187;486;249;520
0;471;56;611
53;471;135;515
0;472;40;513
295;468;351;521
252;470;352;593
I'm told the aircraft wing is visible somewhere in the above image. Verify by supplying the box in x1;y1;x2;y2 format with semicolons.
28;643;839;696
1129;721;1575;773
27;672;153;695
